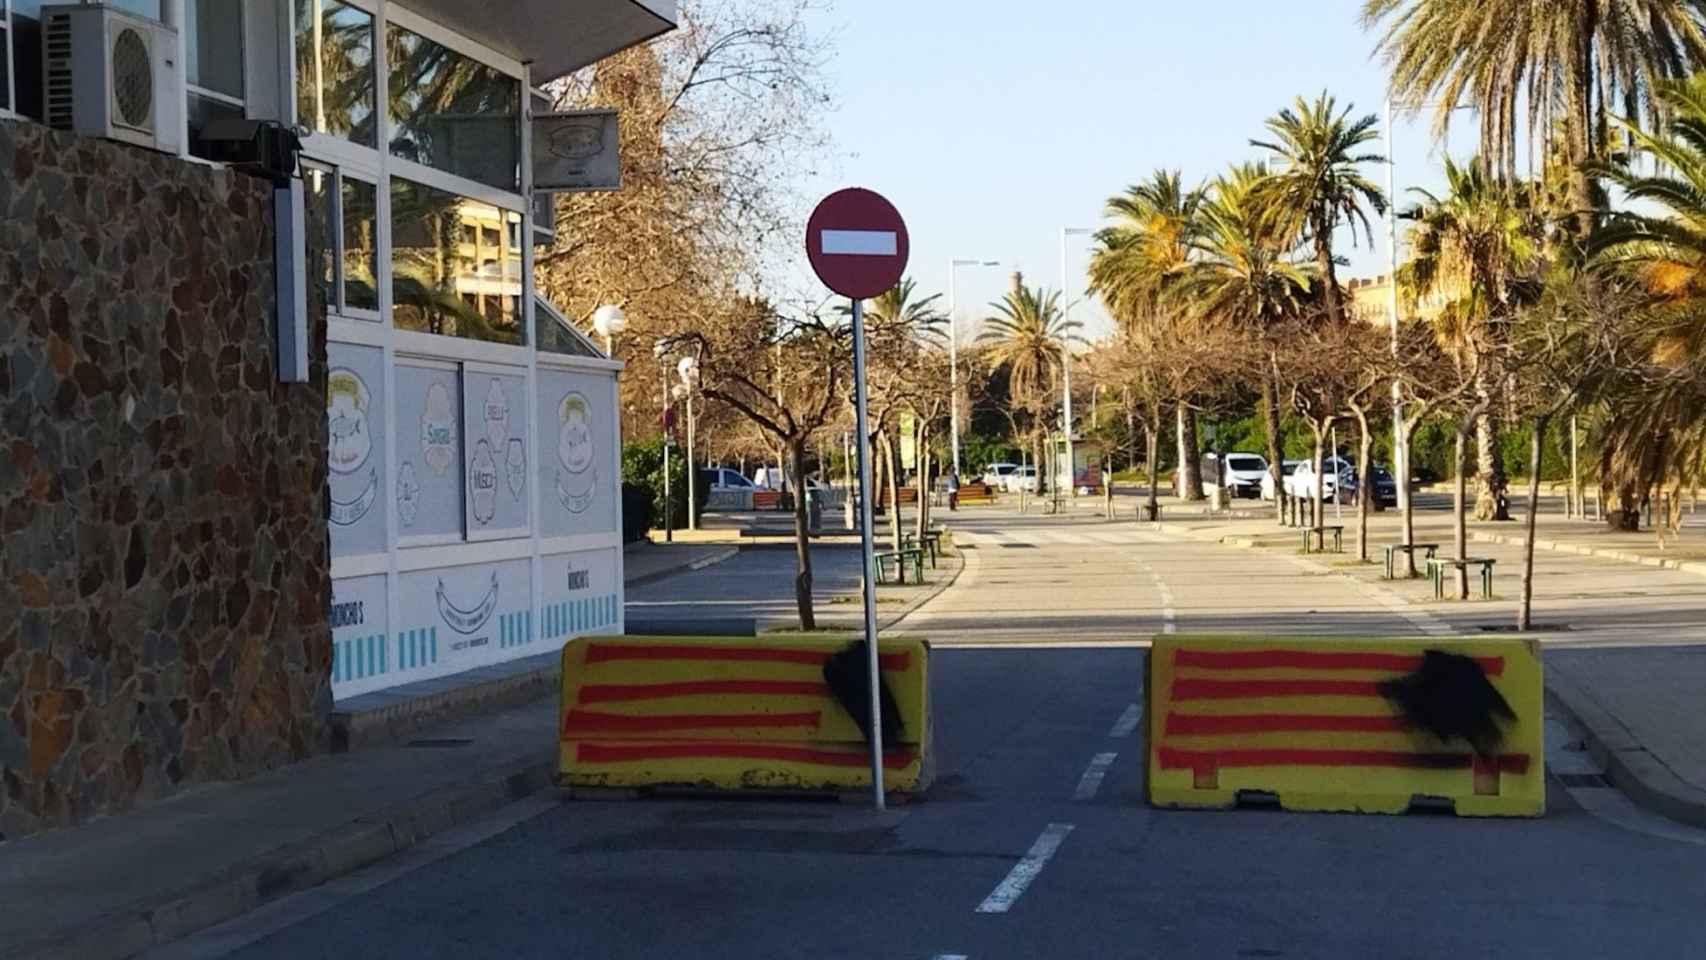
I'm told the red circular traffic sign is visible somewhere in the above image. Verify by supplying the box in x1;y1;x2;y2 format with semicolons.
805;188;910;299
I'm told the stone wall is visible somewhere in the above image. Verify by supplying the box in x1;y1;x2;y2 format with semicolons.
0;119;332;839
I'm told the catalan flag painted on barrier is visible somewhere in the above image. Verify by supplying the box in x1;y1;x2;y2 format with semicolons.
1146;636;1544;817
557;636;930;792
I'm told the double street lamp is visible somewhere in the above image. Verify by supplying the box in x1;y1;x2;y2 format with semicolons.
947;258;1000;480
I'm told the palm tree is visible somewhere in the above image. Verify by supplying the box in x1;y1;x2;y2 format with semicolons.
979;274;1082;494
1173;163;1314;520
1587;73;1706;531
1363;0;1706;232
1088;170;1211;500
1400;156;1545;521
1252;92;1388;326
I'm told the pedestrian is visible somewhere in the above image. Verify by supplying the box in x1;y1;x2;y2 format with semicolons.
947;467;960;511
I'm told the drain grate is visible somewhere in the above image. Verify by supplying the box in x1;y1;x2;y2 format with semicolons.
406;738;475;749
1555;772;1611;789
998;543;1036;549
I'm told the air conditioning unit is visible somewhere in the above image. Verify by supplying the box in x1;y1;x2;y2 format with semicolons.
41;3;181;154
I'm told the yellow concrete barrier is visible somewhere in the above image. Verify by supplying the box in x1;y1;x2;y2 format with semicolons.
1146;635;1544;817
558;635;930;793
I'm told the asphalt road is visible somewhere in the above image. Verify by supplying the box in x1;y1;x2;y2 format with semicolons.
161;507;1706;959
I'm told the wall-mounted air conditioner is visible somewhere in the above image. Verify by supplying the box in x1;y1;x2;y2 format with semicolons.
41;3;181;154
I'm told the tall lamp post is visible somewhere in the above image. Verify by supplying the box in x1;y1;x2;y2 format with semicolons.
593;303;626;356
947;258;1000;481
1059;226;1093;496
654;340;673;543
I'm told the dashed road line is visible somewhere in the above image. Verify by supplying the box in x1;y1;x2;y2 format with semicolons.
1108;702;1140;738
975;823;1075;914
1073;752;1118;800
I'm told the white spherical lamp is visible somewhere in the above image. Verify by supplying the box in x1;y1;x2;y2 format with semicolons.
677;355;699;384
592;304;626;339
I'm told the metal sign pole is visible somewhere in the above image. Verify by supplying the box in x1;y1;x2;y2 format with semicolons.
849;297;886;809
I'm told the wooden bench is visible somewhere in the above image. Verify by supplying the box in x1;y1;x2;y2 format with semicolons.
1382;542;1441;580
1428;556;1496;599
875;548;925;585
752;490;783;511
1302;525;1344;553
956;482;995;505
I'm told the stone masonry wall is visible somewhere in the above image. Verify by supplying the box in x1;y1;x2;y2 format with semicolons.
0;119;332;839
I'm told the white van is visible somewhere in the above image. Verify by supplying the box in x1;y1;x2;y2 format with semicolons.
982;462;1018;486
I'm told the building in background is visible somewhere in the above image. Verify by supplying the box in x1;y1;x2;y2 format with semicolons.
1345;273;1451;326
1;0;674;838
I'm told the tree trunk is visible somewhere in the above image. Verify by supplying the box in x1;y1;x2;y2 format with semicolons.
1356;411;1373;562
1564;1;1598;240
878;430;903;553
1519;415;1550;631
1311;427;1327;543
1145;421;1160;518
1398;413;1419;577
788;438;816;629
1474;373;1508;520
1313;220;1343;325
1262;367;1285;524
915;422;930;541
1176;403;1204;500
1454;424;1470;599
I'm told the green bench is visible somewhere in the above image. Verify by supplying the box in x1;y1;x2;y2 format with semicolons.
904;530;945;567
1428;556;1496;599
1382;542;1440;580
875;548;925;585
1302;525;1344;553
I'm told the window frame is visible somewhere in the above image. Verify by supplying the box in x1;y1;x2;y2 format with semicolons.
382;9;524;197
305;158;384;324
2;0;13;117
184;0;246;108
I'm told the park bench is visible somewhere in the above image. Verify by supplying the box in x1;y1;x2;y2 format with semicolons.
752;490;783;511
1428;556;1496;599
956;481;995;504
904;529;946;567
1382;542;1440;580
1138;502;1163;522
1302;524;1344;553
875;548;925;585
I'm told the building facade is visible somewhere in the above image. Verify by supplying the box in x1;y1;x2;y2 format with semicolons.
1;0;672;837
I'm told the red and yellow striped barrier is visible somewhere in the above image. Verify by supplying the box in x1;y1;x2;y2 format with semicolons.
1146;636;1544;817
558;635;930;793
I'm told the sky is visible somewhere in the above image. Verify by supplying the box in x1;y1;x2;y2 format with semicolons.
790;0;1474;343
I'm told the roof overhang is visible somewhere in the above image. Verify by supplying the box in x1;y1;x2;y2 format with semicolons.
397;0;677;84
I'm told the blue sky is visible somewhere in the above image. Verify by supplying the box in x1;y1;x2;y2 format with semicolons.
793;0;1473;341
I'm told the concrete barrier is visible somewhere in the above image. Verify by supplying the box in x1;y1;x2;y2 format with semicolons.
558;635;931;794
1146;635;1544;817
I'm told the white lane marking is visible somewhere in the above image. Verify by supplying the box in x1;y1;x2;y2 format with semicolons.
931;954;969;959
1073;752;1119;800
1087;531;1139;544
976;823;1075;914
1109;703;1140;738
820;228;898;256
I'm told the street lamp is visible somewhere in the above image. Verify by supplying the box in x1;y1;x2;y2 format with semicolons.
654;339;673;543
677;355;701;531
947;258;1000;480
1060;226;1093;496
593;303;626;355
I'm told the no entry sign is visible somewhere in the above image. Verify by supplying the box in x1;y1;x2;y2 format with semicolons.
805;188;910;298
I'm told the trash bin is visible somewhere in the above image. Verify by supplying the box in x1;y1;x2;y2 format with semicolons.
806;488;823;534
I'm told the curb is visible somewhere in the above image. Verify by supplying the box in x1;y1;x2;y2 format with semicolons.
1473;531;1706;580
19;755;558;960
764;541;969;634
624;545;740;588
1545;671;1706;830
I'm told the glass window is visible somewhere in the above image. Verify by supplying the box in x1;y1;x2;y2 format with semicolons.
294;0;376;148
386;22;520;192
341;176;378;311
2;1;10;116
392;178;523;345
303;162;336;309
184;0;243;100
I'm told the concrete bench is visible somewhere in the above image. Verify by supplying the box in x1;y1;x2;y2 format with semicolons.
875;548;925;585
1428;556;1496;599
1303;525;1344;554
1382;542;1440;580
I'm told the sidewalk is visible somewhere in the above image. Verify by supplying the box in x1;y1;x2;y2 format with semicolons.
2;541;740;960
1136;492;1706;829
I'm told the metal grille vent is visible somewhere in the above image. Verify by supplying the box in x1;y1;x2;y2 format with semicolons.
42;11;75;129
109;27;153;130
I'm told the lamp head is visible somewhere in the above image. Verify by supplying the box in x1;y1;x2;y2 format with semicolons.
593;304;627;338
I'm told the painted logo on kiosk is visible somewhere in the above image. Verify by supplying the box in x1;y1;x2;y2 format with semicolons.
327;368;378;526
436;572;499;634
420;381;456;476
470;439;498;525
555;392;596;514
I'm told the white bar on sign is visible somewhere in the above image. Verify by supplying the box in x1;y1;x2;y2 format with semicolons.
821;229;898;256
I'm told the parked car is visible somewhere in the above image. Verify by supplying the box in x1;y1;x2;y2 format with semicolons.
1004;465;1038;493
982;462;1018;486
1287;457;1356;502
1201;452;1269;499
702;467;755;494
750;466;787;490
1261;460;1304;501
